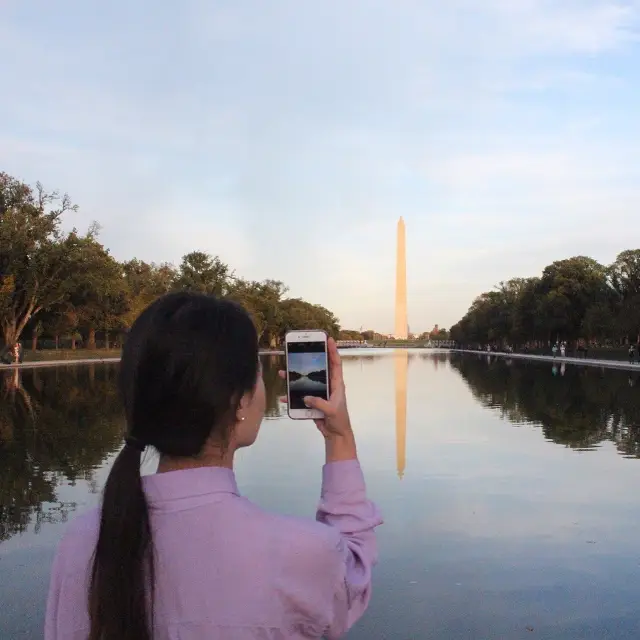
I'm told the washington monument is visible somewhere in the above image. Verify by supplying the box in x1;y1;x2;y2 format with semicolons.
395;217;408;339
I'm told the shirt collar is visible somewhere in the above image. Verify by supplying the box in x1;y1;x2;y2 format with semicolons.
142;466;239;506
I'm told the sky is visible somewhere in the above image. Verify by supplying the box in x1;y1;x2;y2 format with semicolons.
2;1;640;333
288;353;327;376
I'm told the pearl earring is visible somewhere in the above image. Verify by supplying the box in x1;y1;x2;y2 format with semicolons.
239;416;246;422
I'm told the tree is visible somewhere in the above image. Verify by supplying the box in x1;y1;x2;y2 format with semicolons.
122;259;176;328
451;251;640;349
582;303;616;342
227;279;287;347
618;295;640;344
66;233;129;349
510;278;542;345
173;251;231;296
0;173;78;346
1;171;343;353
537;256;610;341
610;250;640;343
339;330;364;340
46;307;81;350
30;320;44;352
610;249;640;299
279;299;340;340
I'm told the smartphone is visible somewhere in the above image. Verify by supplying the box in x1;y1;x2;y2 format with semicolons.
285;330;330;420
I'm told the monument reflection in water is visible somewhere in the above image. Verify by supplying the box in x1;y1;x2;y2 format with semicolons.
3;353;640;639
395;349;407;479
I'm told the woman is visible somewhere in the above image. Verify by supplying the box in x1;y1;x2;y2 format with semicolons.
45;292;382;640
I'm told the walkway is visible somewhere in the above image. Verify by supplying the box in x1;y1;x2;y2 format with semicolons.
452;349;640;372
0;350;285;371
5;349;638;372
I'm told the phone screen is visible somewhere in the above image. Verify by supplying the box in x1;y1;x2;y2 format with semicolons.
287;341;329;409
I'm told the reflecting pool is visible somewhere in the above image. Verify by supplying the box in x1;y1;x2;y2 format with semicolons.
2;351;640;638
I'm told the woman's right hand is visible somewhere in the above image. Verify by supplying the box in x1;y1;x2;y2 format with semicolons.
303;338;352;439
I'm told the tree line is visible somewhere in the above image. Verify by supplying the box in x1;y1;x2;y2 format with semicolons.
450;253;640;349
0;172;341;350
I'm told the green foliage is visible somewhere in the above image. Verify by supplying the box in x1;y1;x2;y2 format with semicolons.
0;171;341;349
339;329;365;340
122;259;176;329
173;251;232;296
451;252;640;346
227;279;287;347
0;172;78;345
278;298;340;340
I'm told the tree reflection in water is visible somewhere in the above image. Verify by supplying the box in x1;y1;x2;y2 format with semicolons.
0;357;286;546
0;365;124;543
450;353;640;458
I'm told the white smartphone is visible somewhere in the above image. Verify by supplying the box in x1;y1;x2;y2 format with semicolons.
285;330;330;420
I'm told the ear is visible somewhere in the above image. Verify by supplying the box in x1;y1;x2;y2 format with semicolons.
235;390;252;422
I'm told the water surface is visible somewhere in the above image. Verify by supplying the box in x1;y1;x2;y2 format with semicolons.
2;351;640;638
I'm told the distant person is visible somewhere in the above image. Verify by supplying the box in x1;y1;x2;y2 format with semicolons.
45;292;382;640
552;343;558;358
630;344;637;364
560;342;566;358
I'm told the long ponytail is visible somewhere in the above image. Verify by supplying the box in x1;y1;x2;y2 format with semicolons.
89;444;154;640
87;292;259;639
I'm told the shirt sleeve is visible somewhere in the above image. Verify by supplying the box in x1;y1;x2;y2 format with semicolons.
44;528;91;640
315;459;383;639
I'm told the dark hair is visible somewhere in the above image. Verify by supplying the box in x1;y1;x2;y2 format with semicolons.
89;292;259;640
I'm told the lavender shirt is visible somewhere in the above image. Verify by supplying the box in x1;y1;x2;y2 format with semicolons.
45;460;382;639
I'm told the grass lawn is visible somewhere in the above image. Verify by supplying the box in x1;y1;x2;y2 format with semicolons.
22;349;122;362
18;348;282;363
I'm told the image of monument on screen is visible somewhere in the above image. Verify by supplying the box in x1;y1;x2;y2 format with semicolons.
287;352;328;409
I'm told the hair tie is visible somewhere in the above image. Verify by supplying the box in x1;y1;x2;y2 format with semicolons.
124;436;146;452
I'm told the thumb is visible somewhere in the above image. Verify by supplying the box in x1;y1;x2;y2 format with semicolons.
304;395;330;413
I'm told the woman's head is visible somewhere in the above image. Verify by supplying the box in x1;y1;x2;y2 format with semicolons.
120;291;265;457
89;292;264;640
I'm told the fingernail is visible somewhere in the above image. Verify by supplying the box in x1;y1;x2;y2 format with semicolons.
303;397;310;407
